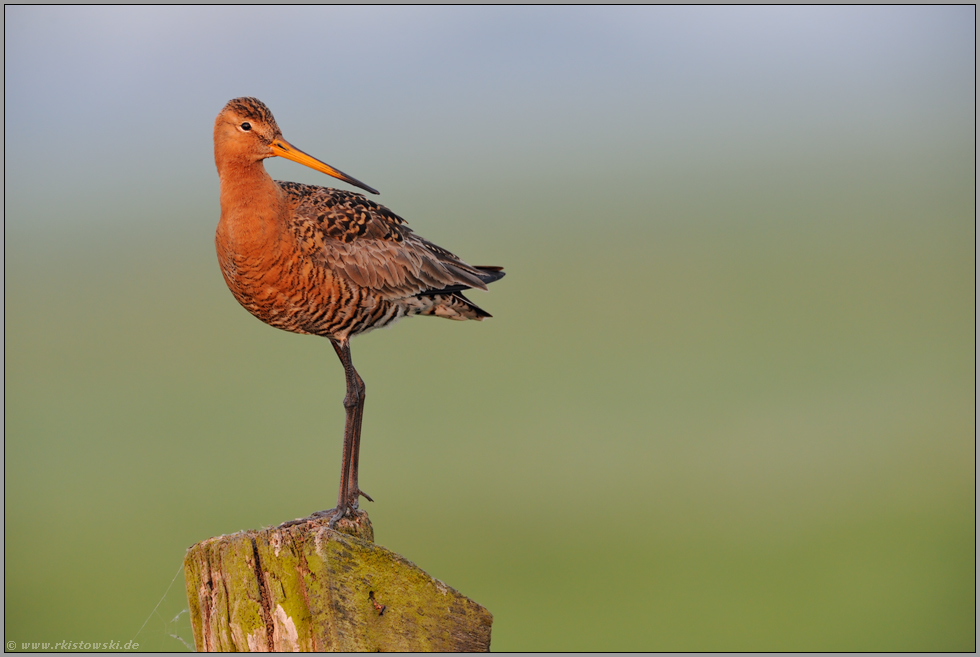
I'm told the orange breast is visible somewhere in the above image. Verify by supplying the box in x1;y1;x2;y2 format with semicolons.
215;222;402;341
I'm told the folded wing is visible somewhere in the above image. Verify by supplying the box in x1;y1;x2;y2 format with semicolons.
280;182;504;302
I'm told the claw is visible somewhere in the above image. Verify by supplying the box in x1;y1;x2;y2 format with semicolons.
326;506;348;529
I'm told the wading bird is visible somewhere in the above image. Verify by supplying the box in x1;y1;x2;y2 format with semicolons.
213;97;504;526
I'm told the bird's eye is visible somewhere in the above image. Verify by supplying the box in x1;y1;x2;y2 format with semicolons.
240;122;251;131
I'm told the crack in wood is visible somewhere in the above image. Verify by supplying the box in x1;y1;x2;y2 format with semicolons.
251;537;276;650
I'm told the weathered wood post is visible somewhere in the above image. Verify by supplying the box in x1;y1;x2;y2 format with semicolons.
184;511;493;652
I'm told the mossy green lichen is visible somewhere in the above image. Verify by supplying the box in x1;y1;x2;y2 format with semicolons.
184;511;491;652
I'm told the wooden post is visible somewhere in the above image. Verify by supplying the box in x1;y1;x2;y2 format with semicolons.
183;511;493;652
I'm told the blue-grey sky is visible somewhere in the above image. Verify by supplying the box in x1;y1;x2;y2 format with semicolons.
5;6;974;234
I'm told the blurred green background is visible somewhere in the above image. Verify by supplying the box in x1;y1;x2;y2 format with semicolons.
4;6;975;651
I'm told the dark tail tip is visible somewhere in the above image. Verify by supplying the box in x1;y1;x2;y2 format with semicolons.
476;266;506;285
452;292;492;319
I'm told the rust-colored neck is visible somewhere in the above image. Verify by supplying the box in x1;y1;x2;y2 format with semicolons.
215;153;287;251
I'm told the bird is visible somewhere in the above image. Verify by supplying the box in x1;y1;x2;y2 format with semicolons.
213;97;504;527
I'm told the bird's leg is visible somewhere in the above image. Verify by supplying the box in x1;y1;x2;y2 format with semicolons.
348;367;373;504
327;339;370;527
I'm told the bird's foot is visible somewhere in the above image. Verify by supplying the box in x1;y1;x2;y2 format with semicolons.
308;507;349;528
310;507;338;520
280;507;344;528
313;503;357;529
326;506;348;529
310;490;372;528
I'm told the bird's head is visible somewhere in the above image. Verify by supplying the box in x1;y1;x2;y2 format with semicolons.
214;97;378;195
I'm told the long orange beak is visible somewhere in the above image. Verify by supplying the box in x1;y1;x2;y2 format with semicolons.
271;137;379;195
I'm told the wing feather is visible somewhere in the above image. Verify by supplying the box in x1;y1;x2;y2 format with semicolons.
279;182;493;300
